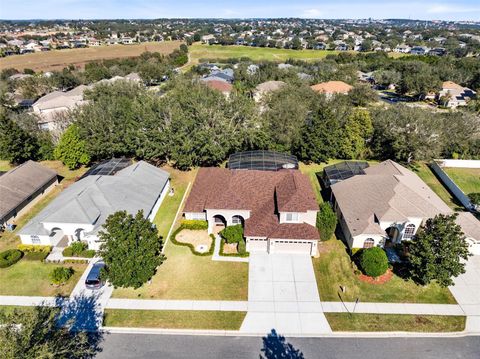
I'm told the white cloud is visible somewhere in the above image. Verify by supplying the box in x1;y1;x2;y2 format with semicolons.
302;8;323;17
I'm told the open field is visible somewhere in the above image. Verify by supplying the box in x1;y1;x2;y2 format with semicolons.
0;41;182;72
103;309;246;330
313;239;456;304
0;261;87;296
0;161;88;252
325;313;465;332
444;167;480;195
189;44;340;64
113;166;249;300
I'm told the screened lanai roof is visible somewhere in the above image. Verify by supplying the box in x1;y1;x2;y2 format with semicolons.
228;151;298;171
80;158;132;179
323;161;369;187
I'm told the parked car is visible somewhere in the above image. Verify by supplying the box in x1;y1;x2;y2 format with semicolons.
85;261;105;290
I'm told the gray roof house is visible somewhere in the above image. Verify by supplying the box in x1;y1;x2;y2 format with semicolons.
0;161;58;228
19;161;170;250
330;160;480;254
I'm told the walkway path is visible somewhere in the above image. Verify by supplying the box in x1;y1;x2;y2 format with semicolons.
211;234;249;263
240;253;332;335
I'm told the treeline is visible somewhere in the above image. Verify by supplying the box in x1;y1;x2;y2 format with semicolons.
2;79;477;170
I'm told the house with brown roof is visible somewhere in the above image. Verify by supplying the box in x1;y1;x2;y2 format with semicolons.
330;160;480;254
310;81;353;99
437;81;476;108
183;168;320;255
0;161;58;229
203;79;233;97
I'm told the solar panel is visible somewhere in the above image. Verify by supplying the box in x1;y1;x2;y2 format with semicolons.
228;150;298;171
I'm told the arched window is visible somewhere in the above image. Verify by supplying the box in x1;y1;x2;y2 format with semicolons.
363;238;375;248
232;215;244;225
403;224;416;239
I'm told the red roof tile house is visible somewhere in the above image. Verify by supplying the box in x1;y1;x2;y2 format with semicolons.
183;168;320;256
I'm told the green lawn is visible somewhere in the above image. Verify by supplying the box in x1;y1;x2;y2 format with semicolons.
190;44;339;64
113;165;249;300
0;261;87;296
103;309;246;330
0;305;35;316
411;162;461;210
0;160;12;172
0;161;88;252
314;239;456;304
444;167;480;195
325;313;465;332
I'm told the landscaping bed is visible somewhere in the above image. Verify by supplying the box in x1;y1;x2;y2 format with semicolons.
62;242;96;258
325;313;465;332
313;239;456;304
103;309;246;330
0;261;87;296
170;222;215;256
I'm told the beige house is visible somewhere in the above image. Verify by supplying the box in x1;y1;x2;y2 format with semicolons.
437;81;476;108
330;160;480;254
183;167;320;256
253;81;286;102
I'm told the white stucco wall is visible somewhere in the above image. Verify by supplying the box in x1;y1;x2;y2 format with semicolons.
42;222;94;237
205;209;251;234
184;212;207;220
19;229;63;246
147;179;170;221
278;210;317;226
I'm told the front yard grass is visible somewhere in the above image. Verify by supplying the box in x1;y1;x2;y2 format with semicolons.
325;313;465;332
103;309;246;330
0;261;87;296
443;167;480;195
314;239;456;304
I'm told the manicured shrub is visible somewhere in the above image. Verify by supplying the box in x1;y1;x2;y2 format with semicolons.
316;202;337;241
49;267;74;285
62;247;73;257
358;247;389;278
0;249;23;268
17;244;52;253
220;225;244;244
83;249;96;258
70;241;88;255
169;227;215;256
180;219;208;230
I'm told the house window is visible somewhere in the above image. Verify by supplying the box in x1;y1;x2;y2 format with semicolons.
363;238;375;248
285;213;299;222
403;224;416;239
232;215;244;225
31;235;40;244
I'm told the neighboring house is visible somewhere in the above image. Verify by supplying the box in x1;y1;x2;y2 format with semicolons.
310;81;353;98
437;81;476;108
19;161;170;250
203;79;233;97
32;85;89;131
410;46;430;55
0;161;58;228
253;80;286;102
329;160;480;254
183;167;320;256
394;44;411;53
201;34;216;44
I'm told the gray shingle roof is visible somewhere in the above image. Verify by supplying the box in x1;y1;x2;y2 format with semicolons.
0;161;57;222
19;161;169;236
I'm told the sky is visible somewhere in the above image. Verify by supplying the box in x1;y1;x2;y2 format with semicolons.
1;0;480;21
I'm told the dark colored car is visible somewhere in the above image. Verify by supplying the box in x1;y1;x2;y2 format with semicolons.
85;261;105;290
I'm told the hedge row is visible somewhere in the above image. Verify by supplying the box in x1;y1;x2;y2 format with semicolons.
0;249;23;268
219;238;249;258
17;244;52;253
62;247;96;258
170;226;215;256
180;219;208;230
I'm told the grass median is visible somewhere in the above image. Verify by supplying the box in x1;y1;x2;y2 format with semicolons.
103;309;246;330
325;313;466;332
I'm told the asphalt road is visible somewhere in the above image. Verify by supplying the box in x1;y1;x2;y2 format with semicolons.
97;333;480;359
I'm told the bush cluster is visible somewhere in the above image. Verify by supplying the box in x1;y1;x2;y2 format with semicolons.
358;247;389;278
62;242;96;258
219;238;249;257
17;244;52;253
219;225;244;244
49;267;75;285
180;219;208;230
0;249;23;268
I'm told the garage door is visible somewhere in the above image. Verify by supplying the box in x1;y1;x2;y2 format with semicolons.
270;240;312;255
247;238;268;252
467;238;480;255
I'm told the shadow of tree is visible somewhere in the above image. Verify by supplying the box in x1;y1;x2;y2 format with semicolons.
54;292;104;355
259;329;304;359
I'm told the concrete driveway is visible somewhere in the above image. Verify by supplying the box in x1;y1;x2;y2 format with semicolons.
449;255;480;331
240;253;331;335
